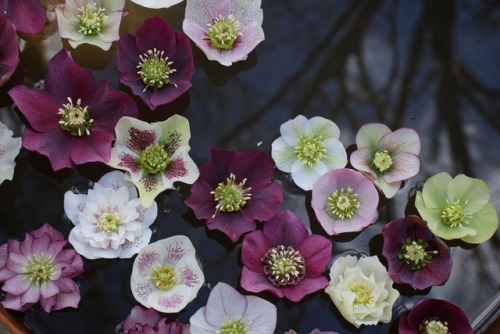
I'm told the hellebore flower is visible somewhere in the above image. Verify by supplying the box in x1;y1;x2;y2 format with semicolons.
130;235;204;313
381;216;452;290
0;121;22;185
0;12;19;88
272;115;347;191
325;255;399;328
399;298;473;334
55;0;128;51
120;305;189;334
183;0;265;66
185;148;283;243
189;282;277;334
0;223;84;312
0;0;46;34
286;330;338;334
117;16;194;110
128;0;183;9
350;123;421;199
64;171;158;259
415;172;499;244
241;210;332;302
311;168;379;235
107;115;199;208
8;49;138;171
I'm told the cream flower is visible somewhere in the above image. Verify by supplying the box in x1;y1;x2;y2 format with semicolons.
0;121;22;185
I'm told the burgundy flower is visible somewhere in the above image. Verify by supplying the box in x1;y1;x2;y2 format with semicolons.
382;216;452;290
185;148;283;242
0;223;84;312
0;12;19;88
120;305;188;334
0;0;46;34
241;210;332;302
8;49;138;171
117;16;194;110
399;298;473;334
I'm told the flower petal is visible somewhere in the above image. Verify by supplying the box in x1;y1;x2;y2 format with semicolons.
240;183;283;223
355;123;391;151
280;115;312;147
297;235;332;278
378;127;421;155
282;276;329;302
271;137;297;173
447;174;490;213
241;230;271;272
263;210;308;248
383;152;420;183
461;203;499;244
204;282;248;326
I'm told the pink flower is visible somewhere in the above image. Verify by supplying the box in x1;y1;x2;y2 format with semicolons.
0;0;46;34
8;49;139;171
0;223;84;312
0;12;19;88
120;305;189;334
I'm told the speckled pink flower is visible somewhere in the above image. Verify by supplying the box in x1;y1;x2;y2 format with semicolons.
120;305;189;334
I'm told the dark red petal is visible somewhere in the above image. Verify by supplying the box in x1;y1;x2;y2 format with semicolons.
229;150;274;189
282;276;329;302
240;183;283;222
199;148;235;188
22;127;73;170
296;235;332;278
206;212;255;243
263;210;307;248
5;0;46;34
241;230;270;272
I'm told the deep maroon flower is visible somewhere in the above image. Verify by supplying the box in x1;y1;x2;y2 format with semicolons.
399;298;473;334
8;49;138;171
0;12;19;88
0;0;46;34
382;216;452;290
0;223;84;312
185;148;283;242
241;210;332;302
117;16;194;110
120;305;188;334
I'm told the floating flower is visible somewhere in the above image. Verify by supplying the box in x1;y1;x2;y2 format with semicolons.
128;0;183;9
117;16;194;110
0;223;84;312
108;115;199;208
185;148;283;243
381;216;452;290
8;49;138;171
183;0;265;66
130;235;204;313
55;0;128;51
0;0;46;34
311;168;379;235
0;12;19;88
0;121;22;185
415;172;499;244
120;305;189;334
64;171;158;259
189;282;277;334
325;255;399;328
399;298;473;334
350;123;421;199
241;210;332;302
271;115;347;191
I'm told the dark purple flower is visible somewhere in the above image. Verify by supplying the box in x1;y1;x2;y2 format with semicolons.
382;216;452;290
0;0;46;34
0;223;84;312
0;12;19;88
117;16;194;110
120;305;188;334
8;48;138;171
399;298;473;334
241;210;332;302
185;148;283;242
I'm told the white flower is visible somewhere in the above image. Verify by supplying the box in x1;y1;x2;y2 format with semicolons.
130;235;204;313
271;115;347;191
325;255;399;328
129;0;183;9
0;121;22;185
64;171;157;259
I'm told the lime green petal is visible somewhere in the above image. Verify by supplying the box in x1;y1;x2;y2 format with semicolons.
356;123;391;151
157;115;191;155
461;203;499;244
416;206;443;230
421;172;452;209
447;174;490;213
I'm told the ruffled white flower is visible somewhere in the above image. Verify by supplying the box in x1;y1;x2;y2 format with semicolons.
325;255;399;328
131;235;204;313
64;171;157;259
271;115;347;191
0;121;22;185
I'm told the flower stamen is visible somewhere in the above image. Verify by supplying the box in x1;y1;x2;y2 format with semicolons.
217;318;249;334
419;317;450;334
325;187;361;220
23;253;55;286
398;238;438;271
211;173;252;218
141;143;170;174
137;48;177;92
295;134;326;167
207;14;243;50
261;245;306;286
78;4;108;35
96;211;122;233
58;97;93;136
370;150;393;174
150;265;176;290
350;281;374;307
441;199;470;228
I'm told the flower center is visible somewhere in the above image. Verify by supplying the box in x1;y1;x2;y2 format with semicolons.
261;245;306;286
295;134;326;167
218;319;248;334
141;143;170;174
441;199;469;228
398;238;438;271
151;265;176;290
23;253;55;286
350;281;374;307
137;48;177;92
78;4;107;35
97;212;122;233
370;150;393;174
207;14;242;50
419;317;450;334
58;97;93;136
324;187;361;220
210;173;252;218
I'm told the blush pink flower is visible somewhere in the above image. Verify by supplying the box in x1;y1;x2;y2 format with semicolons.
120;305;189;334
0;0;46;34
0;12;19;88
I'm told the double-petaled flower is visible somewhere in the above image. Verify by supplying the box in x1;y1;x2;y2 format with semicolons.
120;305;189;334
